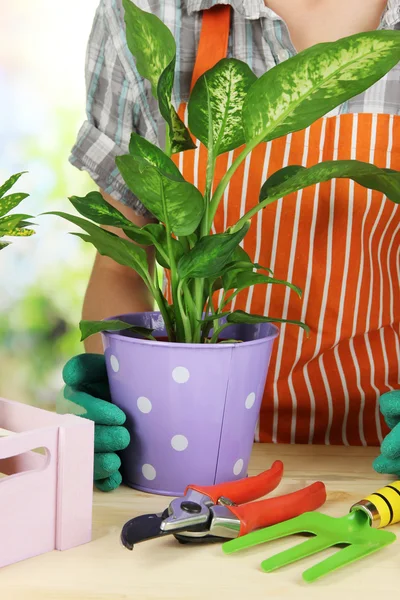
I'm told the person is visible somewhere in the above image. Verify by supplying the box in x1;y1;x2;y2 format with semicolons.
62;0;400;491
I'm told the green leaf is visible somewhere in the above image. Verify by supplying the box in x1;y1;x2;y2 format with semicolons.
177;222;250;279
0;193;30;217
0;172;27;199
45;211;150;284
116;155;204;236
188;58;257;156
79;319;156;342
243;31;400;144
158;59;196;153
259;160;400;206
0;240;10;251
223;270;302;298
122;0;175;98
0;227;35;237
261;165;304;198
128;133;184;180
0;214;33;232
227;310;309;334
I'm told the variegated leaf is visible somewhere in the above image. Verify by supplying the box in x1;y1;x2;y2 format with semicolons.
243;31;400;144
188;58;257;156
116;154;204;236
0;213;33;232
259;160;400;207
122;0;175;97
1;227;35;237
128;133;184;179
0;172;27;199
0;192;30;217
158;59;196;153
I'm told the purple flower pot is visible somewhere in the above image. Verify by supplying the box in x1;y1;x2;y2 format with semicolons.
101;312;278;496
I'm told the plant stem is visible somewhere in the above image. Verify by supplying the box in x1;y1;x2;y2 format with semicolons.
160;184;185;341
178;235;190;252
208;144;252;226
164;123;172;158
146;275;175;341
210;322;231;344
232;194;280;232
177;280;193;342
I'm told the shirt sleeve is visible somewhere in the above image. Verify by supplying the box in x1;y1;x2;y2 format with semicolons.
69;1;150;217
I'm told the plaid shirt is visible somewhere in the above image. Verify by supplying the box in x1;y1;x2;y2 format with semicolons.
69;0;400;216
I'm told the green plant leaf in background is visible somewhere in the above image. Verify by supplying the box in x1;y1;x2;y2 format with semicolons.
0;193;30;217
259;160;400;206
0;214;33;232
177;222;250;279
0;173;34;250
116;154;204;236
188;58;257;156
243;31;400;144
79;319;156;342
122;0;194;153
0;172;27;198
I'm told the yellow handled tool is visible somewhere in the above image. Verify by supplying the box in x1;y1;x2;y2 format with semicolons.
351;481;400;528
223;480;400;582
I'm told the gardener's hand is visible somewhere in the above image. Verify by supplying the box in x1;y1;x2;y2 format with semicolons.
373;390;400;478
58;354;130;492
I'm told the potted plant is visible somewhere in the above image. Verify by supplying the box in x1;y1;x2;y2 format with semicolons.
0;172;34;249
48;3;400;495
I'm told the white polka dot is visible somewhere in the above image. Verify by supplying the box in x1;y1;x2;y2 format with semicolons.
110;355;119;373
137;396;152;414
233;459;244;476
171;435;189;451
245;392;256;409
172;366;190;384
142;464;156;481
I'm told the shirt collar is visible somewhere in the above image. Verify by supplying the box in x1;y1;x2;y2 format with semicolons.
186;0;400;26
185;0;276;20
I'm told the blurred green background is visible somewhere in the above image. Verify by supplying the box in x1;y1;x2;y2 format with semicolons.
0;0;100;408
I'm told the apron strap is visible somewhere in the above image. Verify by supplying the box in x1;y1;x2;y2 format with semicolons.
190;5;231;91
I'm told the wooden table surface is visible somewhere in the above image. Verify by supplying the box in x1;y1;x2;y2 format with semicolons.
1;443;399;599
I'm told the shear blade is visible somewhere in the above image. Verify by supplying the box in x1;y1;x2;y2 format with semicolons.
121;509;209;549
121;511;170;549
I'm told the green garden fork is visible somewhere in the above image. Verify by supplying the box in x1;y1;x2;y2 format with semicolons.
222;480;400;582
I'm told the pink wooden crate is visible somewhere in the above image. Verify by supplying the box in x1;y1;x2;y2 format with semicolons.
0;397;94;568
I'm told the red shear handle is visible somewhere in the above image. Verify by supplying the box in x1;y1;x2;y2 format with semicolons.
229;481;327;537
186;460;284;505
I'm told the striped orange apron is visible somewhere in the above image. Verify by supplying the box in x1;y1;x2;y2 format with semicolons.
170;6;400;447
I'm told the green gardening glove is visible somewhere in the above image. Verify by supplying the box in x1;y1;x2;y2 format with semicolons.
373;390;400;478
58;354;130;492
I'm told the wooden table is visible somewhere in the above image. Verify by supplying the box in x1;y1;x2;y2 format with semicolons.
1;444;399;599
